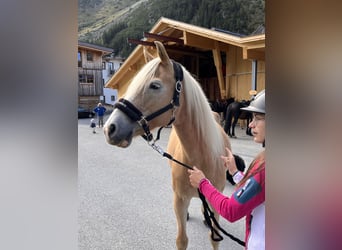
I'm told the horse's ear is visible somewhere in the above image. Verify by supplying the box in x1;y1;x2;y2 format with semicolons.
143;47;154;63
154;41;171;66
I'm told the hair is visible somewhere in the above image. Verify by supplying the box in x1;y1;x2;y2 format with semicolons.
125;57;160;98
181;64;226;156
237;150;265;188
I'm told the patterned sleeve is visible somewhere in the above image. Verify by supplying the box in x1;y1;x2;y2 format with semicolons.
199;167;265;222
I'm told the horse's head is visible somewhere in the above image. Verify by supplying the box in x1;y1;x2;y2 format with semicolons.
104;41;183;147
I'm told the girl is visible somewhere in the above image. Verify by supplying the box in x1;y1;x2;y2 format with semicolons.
188;90;265;250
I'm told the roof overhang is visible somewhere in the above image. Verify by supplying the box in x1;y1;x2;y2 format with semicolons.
78;41;114;55
106;17;264;90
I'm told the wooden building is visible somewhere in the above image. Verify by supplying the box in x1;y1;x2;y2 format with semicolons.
78;41;113;108
105;17;265;102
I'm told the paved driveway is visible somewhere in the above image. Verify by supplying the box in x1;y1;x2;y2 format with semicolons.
78;115;263;250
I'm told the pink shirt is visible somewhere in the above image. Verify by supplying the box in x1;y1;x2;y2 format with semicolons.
199;160;265;249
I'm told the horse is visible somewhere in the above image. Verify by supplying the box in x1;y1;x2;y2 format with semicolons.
209;98;234;124
223;100;253;138
103;41;232;250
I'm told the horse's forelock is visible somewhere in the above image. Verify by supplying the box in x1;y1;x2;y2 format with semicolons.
182;69;225;156
125;58;161;98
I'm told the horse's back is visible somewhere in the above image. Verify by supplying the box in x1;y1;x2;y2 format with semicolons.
226;101;241;115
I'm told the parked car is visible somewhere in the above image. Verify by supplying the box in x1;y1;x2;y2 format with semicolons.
78;107;95;118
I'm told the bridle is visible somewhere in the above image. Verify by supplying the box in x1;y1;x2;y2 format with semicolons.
114;60;183;142
113;60;245;247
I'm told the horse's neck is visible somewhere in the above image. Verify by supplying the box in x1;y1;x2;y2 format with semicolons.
170;103;227;184
172;115;224;181
172;110;208;156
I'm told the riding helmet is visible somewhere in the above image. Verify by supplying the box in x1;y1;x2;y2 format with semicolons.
241;89;265;114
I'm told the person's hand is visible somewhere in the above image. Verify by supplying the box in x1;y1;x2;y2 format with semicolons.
220;147;238;176
187;166;206;188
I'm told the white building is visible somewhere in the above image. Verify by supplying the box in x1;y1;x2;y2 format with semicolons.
102;54;125;106
102;88;118;107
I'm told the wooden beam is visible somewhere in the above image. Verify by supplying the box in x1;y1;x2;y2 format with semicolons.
243;47;265;60
143;32;184;45
127;38;156;47
212;41;225;99
184;32;215;50
128;38;211;56
225;52;230;98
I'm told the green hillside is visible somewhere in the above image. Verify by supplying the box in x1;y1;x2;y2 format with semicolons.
78;0;148;40
78;0;264;57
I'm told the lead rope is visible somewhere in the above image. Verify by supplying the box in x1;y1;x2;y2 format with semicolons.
148;141;245;247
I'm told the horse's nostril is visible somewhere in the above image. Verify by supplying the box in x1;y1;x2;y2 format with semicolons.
108;124;116;135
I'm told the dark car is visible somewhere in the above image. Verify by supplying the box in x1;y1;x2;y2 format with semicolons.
78;107;95;118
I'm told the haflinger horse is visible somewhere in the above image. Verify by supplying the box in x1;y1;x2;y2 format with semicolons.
103;41;231;250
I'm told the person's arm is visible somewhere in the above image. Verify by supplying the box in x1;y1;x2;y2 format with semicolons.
199;168;265;222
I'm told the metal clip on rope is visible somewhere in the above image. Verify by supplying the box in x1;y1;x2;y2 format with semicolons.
150;142;165;156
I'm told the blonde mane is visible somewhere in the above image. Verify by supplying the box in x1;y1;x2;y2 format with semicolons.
181;66;225;156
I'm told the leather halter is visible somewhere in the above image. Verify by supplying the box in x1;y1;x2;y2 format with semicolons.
114;60;183;142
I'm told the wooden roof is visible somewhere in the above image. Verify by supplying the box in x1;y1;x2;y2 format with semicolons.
78;41;114;55
106;17;265;93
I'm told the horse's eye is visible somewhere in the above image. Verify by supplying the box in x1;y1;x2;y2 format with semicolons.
149;81;161;90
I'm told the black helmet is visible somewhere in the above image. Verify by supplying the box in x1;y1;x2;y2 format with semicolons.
241;89;265;114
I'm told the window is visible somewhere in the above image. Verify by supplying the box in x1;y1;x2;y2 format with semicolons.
79;74;86;83
111;95;116;101
86;74;94;83
78;51;82;67
86;51;93;61
79;74;94;84
109;62;114;74
102;62;106;69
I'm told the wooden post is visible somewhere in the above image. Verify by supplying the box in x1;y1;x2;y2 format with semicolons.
225;52;229;98
212;41;225;99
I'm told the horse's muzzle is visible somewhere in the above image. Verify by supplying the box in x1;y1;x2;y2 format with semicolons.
103;109;138;147
103;123;133;147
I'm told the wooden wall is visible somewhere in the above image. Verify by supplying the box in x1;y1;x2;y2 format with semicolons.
78;47;104;97
199;47;265;101
225;46;265;101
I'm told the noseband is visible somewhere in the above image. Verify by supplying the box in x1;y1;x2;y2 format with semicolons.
114;60;183;142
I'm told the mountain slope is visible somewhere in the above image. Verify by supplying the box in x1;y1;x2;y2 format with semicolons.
78;0;149;40
78;0;265;57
